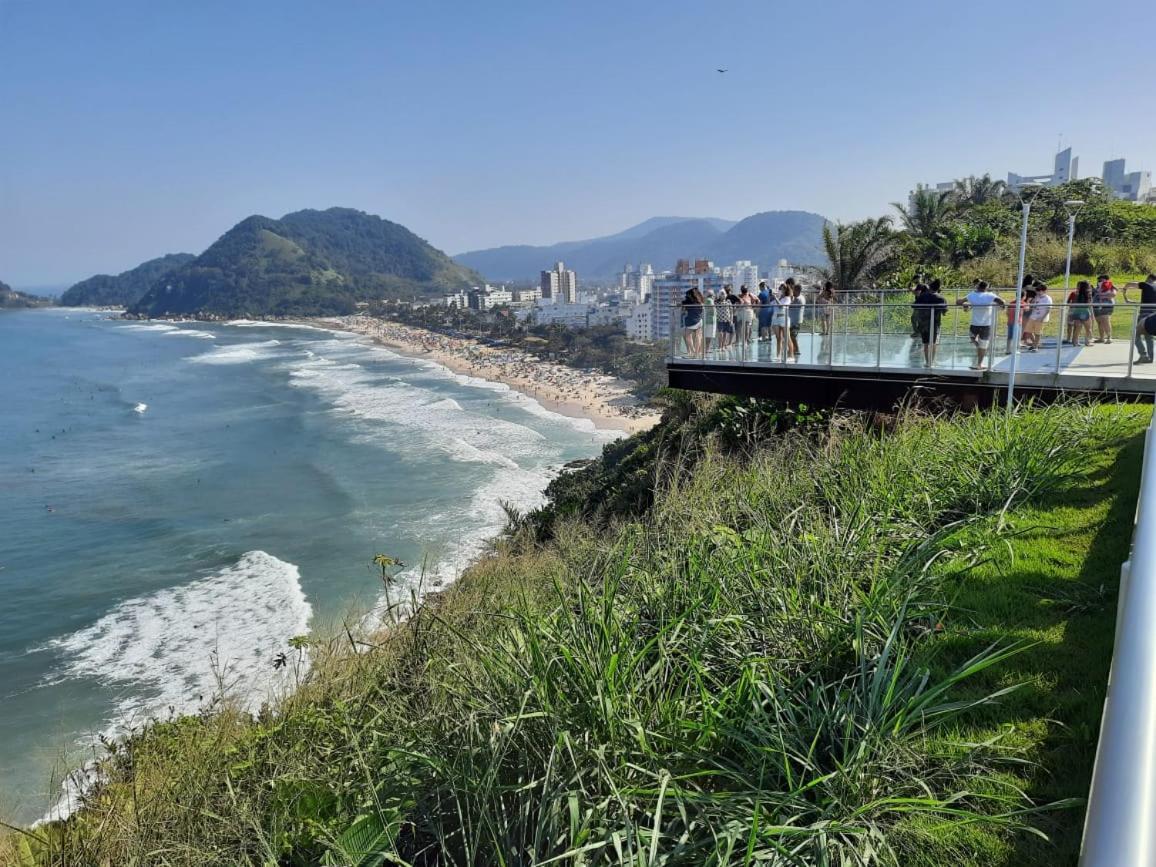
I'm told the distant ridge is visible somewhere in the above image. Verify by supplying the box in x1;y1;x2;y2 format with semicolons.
130;208;480;318
61;253;196;307
1;279;52;309
454;211;825;281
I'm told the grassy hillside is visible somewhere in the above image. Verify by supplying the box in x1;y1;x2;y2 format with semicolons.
3;400;1144;866
60;253;195;307
130;208;480;318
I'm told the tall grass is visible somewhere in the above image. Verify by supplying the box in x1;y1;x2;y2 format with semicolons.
5;403;1125;867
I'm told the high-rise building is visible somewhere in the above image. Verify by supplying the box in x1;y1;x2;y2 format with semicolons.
1008;147;1079;191
540;261;578;303
723;260;760;292
617;262;655;298
1103;158;1152;202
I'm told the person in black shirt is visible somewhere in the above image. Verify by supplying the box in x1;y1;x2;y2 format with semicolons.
1124;276;1156;363
912;282;948;367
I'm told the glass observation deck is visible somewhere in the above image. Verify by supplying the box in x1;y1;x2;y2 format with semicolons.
666;294;1156;396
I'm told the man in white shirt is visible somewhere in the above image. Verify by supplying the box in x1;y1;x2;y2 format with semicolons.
957;280;1006;370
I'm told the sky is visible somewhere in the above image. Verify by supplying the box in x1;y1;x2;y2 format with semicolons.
2;0;1154;287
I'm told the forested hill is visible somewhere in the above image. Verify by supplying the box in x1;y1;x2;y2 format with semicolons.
0;280;52;309
60;253;195;307
130;208;480;318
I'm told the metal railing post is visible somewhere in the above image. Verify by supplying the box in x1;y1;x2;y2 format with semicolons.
876;300;883;369
1128;306;1140;380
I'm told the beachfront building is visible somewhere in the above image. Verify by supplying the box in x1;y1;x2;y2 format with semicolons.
540;261;578;303
467;285;513;311
511;286;542;304
533;302;591;328
623;302;652;342
1008;147;1079;191
442;290;469;308
1103;158;1152;202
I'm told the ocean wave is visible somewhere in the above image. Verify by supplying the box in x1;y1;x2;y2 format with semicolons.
117;323;179;334
225;320;341;335
188;339;283;365
162;328;216;339
286;355;551;466
43;551;311;724
38;551;311;821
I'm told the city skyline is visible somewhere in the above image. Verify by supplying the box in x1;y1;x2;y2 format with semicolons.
2;0;1155;286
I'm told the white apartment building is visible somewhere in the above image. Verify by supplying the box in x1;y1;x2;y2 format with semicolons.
623;302;652;342
618;263;655;298
540;261;578;303
722;259;760;292
511;286;542;304
1103;158;1152;202
533;302;590;328
441;291;469;308
467;285;513;310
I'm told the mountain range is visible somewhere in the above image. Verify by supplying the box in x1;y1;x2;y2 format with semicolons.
129;208;479;318
454;211;828;282
61;253;196;307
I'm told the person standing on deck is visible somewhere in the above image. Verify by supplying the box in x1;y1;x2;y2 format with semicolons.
913;282;948;368
1124;276;1156;364
788;282;806;360
1093;275;1117;344
957;280;1005;370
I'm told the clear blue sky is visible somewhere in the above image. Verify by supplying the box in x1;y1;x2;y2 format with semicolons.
2;0;1154;286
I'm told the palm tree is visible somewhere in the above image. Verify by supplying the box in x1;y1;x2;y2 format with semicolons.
821;217;895;293
951;174;1008;207
892;185;955;241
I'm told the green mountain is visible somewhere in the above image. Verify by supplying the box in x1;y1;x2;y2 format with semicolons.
130;208;480;318
60;253;195;307
0;280;52;309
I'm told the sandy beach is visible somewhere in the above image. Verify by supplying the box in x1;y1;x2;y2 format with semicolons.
317;316;662;434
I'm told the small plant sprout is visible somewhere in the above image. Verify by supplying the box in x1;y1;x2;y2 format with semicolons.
372;553;406;587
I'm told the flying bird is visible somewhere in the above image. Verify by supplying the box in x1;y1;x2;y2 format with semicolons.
717;68;728;73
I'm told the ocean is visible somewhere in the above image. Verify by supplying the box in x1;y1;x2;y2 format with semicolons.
0;308;616;823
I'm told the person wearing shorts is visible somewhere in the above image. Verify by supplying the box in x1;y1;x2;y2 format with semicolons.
788;283;806;359
702;291;717;356
1023;284;1052;351
958;280;1005;369
912;282;947;367
681;288;704;357
715;288;735;355
1093;275;1116;343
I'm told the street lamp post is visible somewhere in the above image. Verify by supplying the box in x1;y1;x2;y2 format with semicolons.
1006;183;1045;408
1062;200;1085;291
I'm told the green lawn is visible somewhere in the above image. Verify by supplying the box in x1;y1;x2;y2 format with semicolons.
914;404;1151;865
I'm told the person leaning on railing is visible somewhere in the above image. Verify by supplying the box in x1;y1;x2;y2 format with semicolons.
1123;275;1156;364
957;280;1006;370
680;287;704;357
817;281;836;335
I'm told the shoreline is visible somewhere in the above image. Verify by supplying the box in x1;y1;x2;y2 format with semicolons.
313;316;662;435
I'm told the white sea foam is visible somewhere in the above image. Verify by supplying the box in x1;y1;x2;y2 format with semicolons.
45;551;311;724
132;402;148;414
225;319;339;334
286;354;551;467
188;339;283;365
118;323;179;334
40;551;311;822
162;328;216;339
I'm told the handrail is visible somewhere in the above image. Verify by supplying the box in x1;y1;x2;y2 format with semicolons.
1081;417;1156;865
